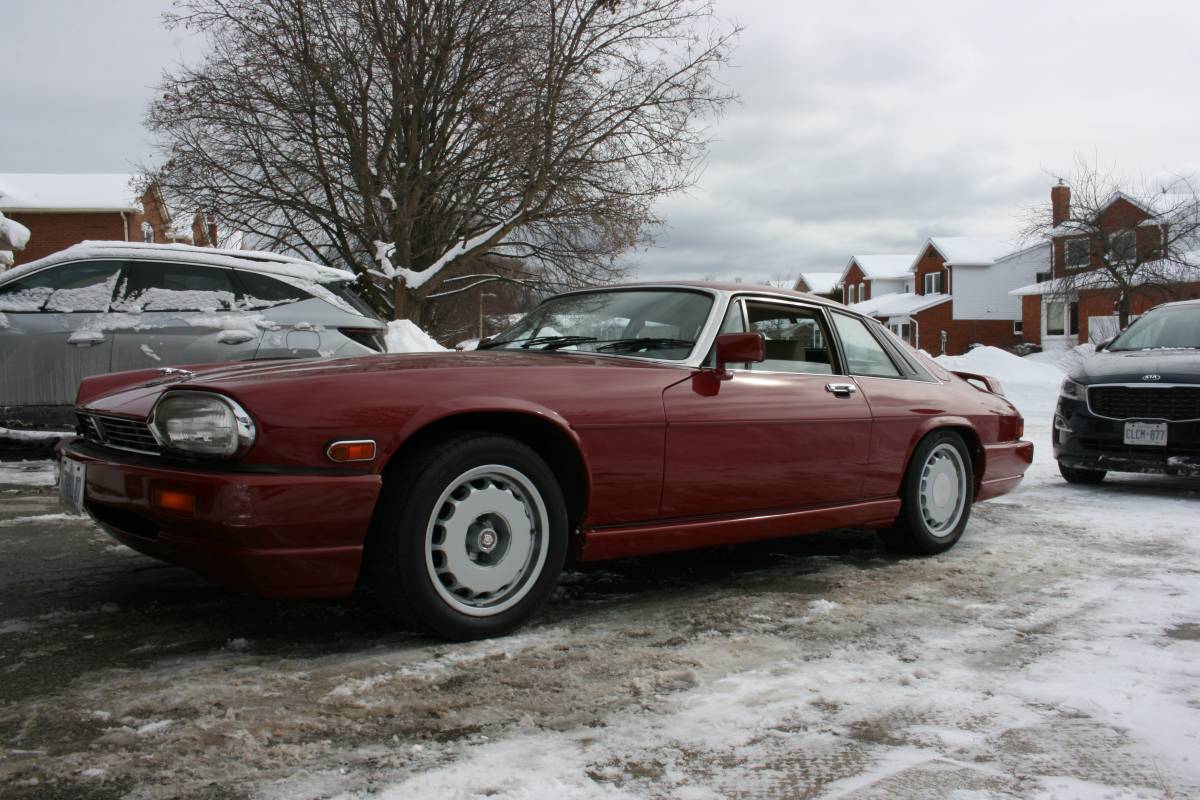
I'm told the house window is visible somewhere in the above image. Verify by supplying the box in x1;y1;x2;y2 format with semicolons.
1013;319;1023;335
1110;230;1135;261
141;221;154;243
1035;271;1052;284
1044;300;1080;337
923;271;943;295
1065;238;1089;268
858;283;865;302
888;322;911;341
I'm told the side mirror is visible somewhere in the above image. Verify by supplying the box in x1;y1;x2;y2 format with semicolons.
714;332;764;377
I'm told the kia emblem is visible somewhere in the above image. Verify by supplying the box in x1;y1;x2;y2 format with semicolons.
1142;374;1162;381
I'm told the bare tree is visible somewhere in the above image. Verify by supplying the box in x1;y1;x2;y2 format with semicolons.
1022;157;1200;330
145;0;737;323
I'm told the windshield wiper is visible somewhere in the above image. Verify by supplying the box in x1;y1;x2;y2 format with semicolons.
595;337;695;353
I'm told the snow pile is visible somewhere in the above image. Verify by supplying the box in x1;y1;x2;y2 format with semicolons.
385;319;447;353
935;345;1064;419
1026;342;1095;374
0;211;31;259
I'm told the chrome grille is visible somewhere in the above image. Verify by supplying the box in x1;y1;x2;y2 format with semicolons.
78;413;161;454
1088;386;1200;421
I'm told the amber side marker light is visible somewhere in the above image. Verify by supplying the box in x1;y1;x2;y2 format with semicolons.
153;488;196;514
327;440;377;462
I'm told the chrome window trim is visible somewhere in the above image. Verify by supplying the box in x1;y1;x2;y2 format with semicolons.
1085;382;1200;422
721;294;844;377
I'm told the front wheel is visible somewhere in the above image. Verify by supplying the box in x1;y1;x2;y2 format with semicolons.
366;434;568;640
880;430;974;555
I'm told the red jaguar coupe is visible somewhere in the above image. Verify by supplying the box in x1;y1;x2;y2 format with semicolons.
58;283;1032;639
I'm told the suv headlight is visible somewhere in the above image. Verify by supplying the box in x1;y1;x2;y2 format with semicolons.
150;392;256;458
1059;378;1086;401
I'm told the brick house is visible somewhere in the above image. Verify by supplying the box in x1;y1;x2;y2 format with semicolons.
791;271;842;300
0;174;218;270
849;237;1036;355
836;254;915;305
1010;184;1200;348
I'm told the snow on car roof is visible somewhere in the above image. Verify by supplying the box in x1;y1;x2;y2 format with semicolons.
2;240;356;286
0;173;143;213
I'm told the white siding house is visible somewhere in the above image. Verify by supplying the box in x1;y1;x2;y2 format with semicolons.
951;242;1049;321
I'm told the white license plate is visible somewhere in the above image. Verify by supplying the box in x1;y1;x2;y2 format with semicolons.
1124;421;1168;447
58;457;87;515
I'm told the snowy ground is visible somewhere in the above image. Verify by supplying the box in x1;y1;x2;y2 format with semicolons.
0;352;1197;799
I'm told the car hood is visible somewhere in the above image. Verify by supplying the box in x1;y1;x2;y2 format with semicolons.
1072;349;1200;385
188;350;679;385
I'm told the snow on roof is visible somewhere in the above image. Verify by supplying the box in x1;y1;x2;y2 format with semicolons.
843;255;915;282
0;173;143;213
921;237;1012;268
2;240;356;286
848;291;950;318
794;271;841;294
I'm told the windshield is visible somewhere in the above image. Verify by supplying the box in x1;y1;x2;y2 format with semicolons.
481;289;714;360
1108;305;1200;351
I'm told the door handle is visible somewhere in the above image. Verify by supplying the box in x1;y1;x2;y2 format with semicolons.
825;382;857;397
217;330;255;345
67;331;106;347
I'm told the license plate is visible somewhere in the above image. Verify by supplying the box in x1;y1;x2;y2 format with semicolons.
1124;421;1168;447
58;457;87;515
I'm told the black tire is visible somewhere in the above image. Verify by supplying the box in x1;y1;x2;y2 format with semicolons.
879;430;974;555
365;433;568;640
1058;461;1107;485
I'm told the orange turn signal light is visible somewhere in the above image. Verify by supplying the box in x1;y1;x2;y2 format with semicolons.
153;488;196;514
327;440;377;463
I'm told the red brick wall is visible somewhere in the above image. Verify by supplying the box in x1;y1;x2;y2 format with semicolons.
1075;282;1200;343
1051;197;1158;277
912;246;948;295
910;299;1020;355
1022;296;1041;345
5;211;128;267
842;262;866;304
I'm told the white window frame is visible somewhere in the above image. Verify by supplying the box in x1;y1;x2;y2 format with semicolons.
1041;295;1080;339
923;271;942;295
1013;319;1023;335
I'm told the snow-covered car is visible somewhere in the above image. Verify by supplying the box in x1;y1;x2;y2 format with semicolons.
0;241;386;427
1054;298;1200;482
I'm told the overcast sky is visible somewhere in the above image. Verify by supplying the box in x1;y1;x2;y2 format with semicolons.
3;0;1199;282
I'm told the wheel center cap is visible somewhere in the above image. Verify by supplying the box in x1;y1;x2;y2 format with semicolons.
933;474;952;507
477;528;499;554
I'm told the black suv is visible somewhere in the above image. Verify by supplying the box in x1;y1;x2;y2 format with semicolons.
1054;299;1200;483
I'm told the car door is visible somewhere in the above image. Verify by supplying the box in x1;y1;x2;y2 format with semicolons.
827;311;935;499
659;297;873;519
0;260;122;408
109;261;262;372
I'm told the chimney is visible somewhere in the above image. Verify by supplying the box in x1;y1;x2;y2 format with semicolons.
1051;181;1070;227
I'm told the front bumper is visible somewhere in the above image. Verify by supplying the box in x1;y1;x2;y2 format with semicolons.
60;439;383;597
1053;397;1200;477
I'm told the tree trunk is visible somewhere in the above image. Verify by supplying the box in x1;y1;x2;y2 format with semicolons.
1117;292;1130;329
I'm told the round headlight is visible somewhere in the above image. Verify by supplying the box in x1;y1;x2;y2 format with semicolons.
150;392;256;458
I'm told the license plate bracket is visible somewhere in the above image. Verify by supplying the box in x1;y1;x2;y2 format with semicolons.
1123;421;1168;447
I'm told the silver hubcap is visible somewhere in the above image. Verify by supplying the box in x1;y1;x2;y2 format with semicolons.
918;443;967;536
424;465;548;617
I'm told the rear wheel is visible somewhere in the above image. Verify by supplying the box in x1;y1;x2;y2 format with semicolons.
366;434;568;640
1058;461;1106;485
880;430;974;555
